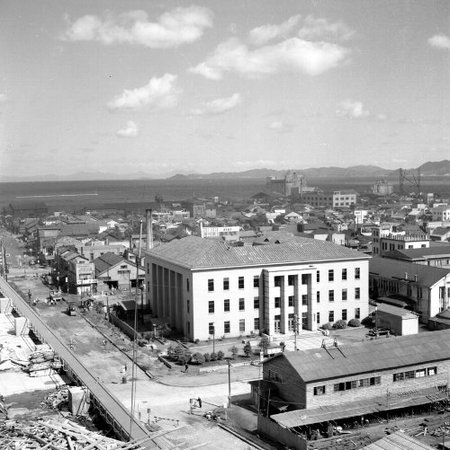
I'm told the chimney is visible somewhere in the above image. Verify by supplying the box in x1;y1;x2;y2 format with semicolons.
146;209;153;251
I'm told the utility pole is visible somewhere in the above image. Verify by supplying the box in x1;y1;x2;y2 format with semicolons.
227;360;231;408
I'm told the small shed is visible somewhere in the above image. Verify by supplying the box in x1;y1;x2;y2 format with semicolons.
375;303;419;336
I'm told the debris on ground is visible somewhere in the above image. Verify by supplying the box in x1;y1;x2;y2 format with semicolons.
0;417;146;449
40;386;69;410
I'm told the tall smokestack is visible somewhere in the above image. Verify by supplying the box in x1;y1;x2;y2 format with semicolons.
146;209;153;250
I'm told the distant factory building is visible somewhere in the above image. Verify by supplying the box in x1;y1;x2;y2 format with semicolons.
372;179;394;196
266;171;311;197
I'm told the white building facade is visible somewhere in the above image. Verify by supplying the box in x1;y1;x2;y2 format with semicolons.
145;236;370;341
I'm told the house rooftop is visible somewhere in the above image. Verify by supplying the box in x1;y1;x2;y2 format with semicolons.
370;256;450;287
279;329;450;384
146;235;370;270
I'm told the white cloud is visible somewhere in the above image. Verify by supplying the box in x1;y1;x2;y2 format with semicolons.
336;99;370;119
107;74;181;111
0;93;7;103
63;6;213;48
190;93;241;115
298;16;355;41
428;34;450;50
190;37;349;79
249;15;301;45
116;121;139;138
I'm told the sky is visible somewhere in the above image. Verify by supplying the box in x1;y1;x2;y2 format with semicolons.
1;0;450;180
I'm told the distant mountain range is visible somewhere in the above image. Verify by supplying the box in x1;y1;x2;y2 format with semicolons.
168;160;450;180
2;160;450;183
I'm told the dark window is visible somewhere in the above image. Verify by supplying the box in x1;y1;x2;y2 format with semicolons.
342;268;347;280
224;299;230;312
355;287;360;299
208;301;215;313
355;267;360;279
288;275;295;286
239;319;245;332
223;277;229;290
316;271;320;282
274;276;282;287
329;310;334;322
329;290;334;302
314;385;326;396
342;309;347;320
342;289;347;301
355;307;360;319
239;298;245;311
208;279;214;292
254;318;260;330
187;299;190;314
224;321;230;333
328;270;334;282
275;297;281;308
209;322;215;335
317;291;320;303
253;276;259;288
186;278;190;292
316;312;320;324
238;276;244;289
254;297;259;309
288;295;294;307
302;294;308;305
301;274;308;285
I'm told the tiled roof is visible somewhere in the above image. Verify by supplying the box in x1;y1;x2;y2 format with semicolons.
383;245;450;261
146;235;370;270
94;252;125;275
278;329;450;383
370;256;450;287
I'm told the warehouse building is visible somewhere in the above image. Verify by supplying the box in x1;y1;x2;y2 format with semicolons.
255;330;450;449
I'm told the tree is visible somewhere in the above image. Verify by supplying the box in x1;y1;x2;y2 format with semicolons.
243;341;252;357
191;352;205;365
217;350;224;360
231;345;239;359
258;336;269;355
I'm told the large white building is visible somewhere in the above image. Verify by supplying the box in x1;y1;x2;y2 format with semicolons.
145;236;370;341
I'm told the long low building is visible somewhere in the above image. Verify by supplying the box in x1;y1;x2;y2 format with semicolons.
256;330;450;449
145;235;370;341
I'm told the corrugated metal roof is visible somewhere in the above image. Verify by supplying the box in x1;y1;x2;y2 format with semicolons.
146;235;370;270
384;245;450;260
94;252;125;275
362;431;434;450
271;386;445;429
279;329;450;383
377;303;418;319
370;257;450;288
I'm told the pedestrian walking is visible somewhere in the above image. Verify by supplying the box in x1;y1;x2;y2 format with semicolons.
184;363;189;373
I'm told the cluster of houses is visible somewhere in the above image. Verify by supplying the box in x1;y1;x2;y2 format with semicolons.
3;184;450;448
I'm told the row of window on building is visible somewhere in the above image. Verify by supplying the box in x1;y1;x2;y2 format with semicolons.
208;318;259;335
313;366;438;396
206;268;361;292
206;288;361;314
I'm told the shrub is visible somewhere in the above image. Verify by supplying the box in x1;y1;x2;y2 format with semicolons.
231;345;239;359
137;339;148;347
322;322;333;330
203;353;211;362
143;332;153;341
194;339;200;344
178;354;189;365
192;352;205;365
333;320;347;329
243;341;252;357
348;318;361;327
210;352;218;361
361;316;374;327
217;350;224;360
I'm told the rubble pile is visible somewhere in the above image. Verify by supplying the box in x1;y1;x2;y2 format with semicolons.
41;386;69;410
0;418;146;449
25;348;56;376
